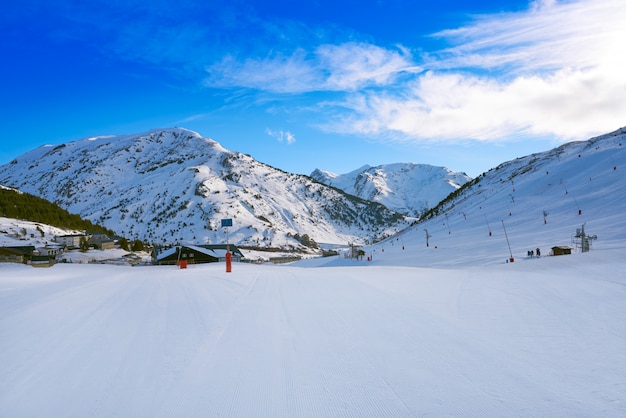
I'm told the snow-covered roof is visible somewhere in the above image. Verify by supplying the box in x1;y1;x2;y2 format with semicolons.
185;245;219;258
154;245;220;261
155;247;178;260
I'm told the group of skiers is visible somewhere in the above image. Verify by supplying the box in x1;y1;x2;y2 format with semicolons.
527;248;541;257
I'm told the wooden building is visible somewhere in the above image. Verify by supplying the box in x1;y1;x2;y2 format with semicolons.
0;246;35;264
551;246;572;256
152;244;244;265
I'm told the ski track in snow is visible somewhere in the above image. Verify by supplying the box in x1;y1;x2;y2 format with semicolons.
1;255;626;417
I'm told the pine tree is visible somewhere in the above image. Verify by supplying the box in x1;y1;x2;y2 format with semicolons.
118;237;130;251
79;236;89;252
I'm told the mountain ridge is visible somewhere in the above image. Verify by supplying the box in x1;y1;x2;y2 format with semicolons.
0;128;410;250
311;162;470;217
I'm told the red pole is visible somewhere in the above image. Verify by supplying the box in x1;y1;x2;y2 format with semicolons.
226;251;232;273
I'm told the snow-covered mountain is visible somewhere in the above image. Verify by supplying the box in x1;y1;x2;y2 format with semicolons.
359;126;626;267
311;163;470;217
0;129;410;249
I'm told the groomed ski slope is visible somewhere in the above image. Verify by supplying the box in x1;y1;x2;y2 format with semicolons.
1;251;625;417
2;128;625;416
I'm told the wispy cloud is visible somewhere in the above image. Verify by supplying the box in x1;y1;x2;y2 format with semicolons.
429;0;624;74
266;129;296;144
316;43;421;91
331;0;626;142
204;42;419;93
205;50;320;94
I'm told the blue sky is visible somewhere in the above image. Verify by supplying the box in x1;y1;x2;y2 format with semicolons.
2;0;625;177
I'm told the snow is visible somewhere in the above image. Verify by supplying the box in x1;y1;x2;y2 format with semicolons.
0;217;81;247
1;128;625;415
60;248;150;264
1;252;625;417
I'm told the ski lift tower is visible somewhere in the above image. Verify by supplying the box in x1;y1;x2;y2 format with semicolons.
501;220;514;262
573;223;597;253
424;229;432;247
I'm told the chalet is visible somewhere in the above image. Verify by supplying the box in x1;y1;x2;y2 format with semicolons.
87;232;116;250
0;246;35;264
55;234;86;248
152;244;244;265
552;246;572;256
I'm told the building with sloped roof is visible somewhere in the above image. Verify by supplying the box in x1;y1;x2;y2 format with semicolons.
0;246;35;264
152;244;243;265
551;246;572;256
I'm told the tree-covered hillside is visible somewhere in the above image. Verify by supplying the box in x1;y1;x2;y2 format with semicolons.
0;187;114;235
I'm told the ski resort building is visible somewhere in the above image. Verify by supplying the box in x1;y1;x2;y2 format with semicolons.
87;232;116;250
54;234;87;249
152;244;244;265
0;246;55;266
551;246;572;256
0;246;35;264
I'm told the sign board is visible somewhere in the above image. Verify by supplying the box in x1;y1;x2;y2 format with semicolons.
221;218;233;227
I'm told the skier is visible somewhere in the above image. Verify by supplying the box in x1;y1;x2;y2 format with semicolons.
536;247;541;257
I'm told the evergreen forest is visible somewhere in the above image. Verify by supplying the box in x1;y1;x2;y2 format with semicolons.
0;188;114;235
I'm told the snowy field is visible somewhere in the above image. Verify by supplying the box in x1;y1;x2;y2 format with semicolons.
2;130;625;416
2;250;625;417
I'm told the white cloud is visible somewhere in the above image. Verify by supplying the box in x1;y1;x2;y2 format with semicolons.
205;42;418;93
316;43;421;91
334;65;626;141
266;129;296;144
334;0;626;142
430;0;624;74
206;50;322;94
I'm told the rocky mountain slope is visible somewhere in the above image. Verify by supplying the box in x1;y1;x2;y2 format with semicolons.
311;163;470;217
0;129;410;249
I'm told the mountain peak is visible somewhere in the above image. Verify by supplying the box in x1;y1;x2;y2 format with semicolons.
0;130;410;249
311;163;471;217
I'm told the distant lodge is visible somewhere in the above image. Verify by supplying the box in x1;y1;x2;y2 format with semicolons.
0;245;60;267
0;231;117;267
152;244;244;265
551;246;572;256
55;232;116;250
